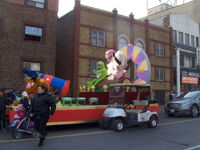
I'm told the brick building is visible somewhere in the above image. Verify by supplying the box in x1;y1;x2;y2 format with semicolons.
0;0;58;91
56;0;173;104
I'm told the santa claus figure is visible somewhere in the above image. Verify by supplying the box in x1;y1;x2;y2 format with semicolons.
105;49;127;80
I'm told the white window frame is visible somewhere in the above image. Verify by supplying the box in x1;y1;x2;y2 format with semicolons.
24;25;43;42
191;35;195;47
118;35;130;50
23;61;41;72
89;60;98;77
155;68;165;81
155;42;164;56
178;31;183;44
91;30;105;47
135;38;145;50
27;0;46;8
185;33;190;46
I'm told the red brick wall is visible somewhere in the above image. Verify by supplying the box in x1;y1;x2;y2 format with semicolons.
0;1;57;92
56;11;75;96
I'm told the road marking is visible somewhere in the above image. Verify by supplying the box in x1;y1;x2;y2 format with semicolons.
1;118;200;144
158;118;200;126
0;130;113;144
185;145;200;150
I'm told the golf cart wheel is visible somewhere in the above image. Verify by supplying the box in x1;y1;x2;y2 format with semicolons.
148;116;158;128
13;132;23;139
112;119;124;132
191;105;199;117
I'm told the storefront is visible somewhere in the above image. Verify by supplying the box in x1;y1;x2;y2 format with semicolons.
181;68;200;92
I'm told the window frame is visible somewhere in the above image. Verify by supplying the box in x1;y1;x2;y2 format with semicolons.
185;33;190;46
23;61;42;72
172;30;177;43
191;35;195;47
24;25;44;43
155;68;165;81
155;42;164;57
118;37;128;50
196;37;199;47
89;60;98;77
178;31;184;44
91;29;105;47
26;0;47;9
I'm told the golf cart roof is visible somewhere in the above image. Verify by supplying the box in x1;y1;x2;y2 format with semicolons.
109;83;151;88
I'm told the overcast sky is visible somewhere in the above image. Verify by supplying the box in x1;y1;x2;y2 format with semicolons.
58;0;193;19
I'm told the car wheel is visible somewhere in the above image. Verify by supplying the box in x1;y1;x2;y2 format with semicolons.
111;119;124;132
148;116;158;128
191;105;199;117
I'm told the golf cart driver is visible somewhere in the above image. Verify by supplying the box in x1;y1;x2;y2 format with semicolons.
99;83;159;131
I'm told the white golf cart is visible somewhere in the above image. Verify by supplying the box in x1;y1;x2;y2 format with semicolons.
99;83;159;131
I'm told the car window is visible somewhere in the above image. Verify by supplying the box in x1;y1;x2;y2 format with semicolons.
178;91;200;99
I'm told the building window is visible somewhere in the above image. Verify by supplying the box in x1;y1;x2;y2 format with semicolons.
91;30;105;47
191;35;195;47
192;57;195;68
172;30;177;43
155;68;164;81
180;54;184;67
23;61;41;72
184;56;190;68
24;25;43;42
89;60;98;77
173;54;177;66
118;37;128;49
135;41;145;50
185;33;189;46
178;32;183;44
27;0;46;8
196;37;199;47
155;43;164;56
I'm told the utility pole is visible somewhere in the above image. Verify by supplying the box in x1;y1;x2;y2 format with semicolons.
176;48;181;96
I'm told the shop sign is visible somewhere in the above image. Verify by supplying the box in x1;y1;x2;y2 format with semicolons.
182;76;198;84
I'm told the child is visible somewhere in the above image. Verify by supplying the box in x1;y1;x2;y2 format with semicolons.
20;91;30;112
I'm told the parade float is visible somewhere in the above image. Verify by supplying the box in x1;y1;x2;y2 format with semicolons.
9;44;159;126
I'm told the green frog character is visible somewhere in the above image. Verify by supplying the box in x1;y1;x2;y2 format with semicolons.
87;61;108;87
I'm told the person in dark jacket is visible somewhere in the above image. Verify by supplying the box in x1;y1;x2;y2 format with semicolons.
29;85;56;146
0;89;7;132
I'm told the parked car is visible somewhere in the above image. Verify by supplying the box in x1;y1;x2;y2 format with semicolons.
165;91;200;117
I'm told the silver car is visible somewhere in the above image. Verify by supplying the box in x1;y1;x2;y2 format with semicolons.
165;91;200;117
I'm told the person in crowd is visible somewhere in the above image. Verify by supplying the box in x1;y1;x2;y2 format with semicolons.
0;89;7;132
169;90;176;101
29;85;56;147
20;91;30;112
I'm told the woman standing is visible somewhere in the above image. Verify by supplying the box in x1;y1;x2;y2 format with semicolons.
29;85;56;147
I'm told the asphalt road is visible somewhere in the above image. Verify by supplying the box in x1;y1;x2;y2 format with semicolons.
1;109;200;150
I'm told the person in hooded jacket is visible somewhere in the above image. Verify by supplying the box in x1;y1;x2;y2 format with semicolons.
29;85;56;147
